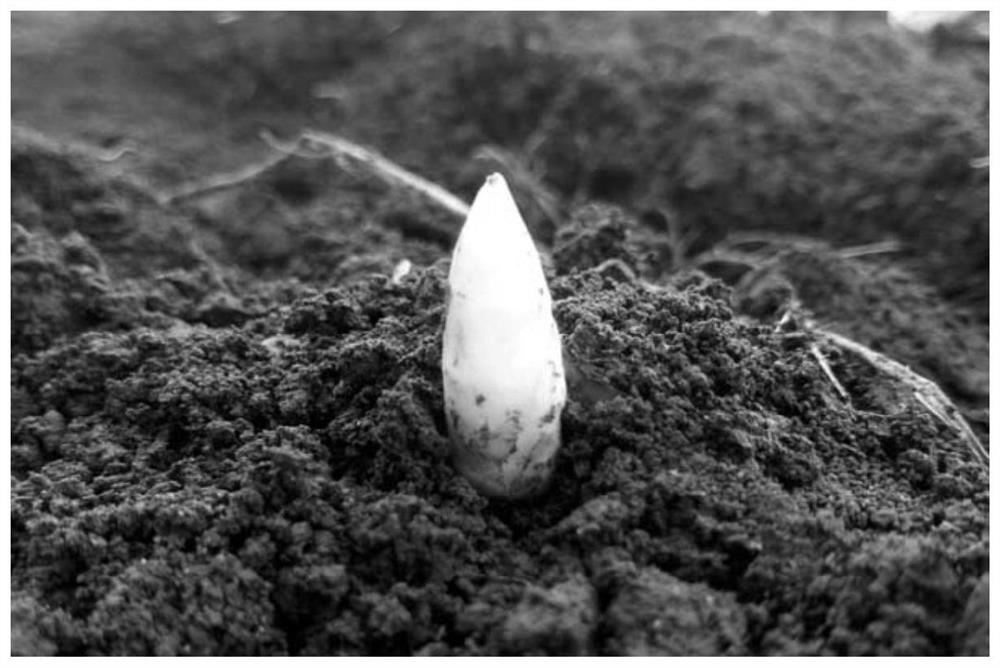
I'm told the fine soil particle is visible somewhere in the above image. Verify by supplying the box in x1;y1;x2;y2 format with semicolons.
10;11;988;657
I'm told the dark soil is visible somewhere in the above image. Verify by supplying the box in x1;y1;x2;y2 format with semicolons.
10;11;988;656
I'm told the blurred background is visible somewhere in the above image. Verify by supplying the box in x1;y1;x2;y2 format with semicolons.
11;11;989;318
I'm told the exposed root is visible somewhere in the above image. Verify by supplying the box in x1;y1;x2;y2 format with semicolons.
815;328;988;470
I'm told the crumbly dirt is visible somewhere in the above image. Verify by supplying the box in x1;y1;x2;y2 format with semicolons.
10;11;988;656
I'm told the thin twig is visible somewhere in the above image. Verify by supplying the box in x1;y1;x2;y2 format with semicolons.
592;257;640;283
911;392;988;467
689;248;761;273
259;129;329;160
299;129;470;218
662;208;699;271
816;328;988;469
837;240;902;259
159;128;473;222
809;342;850;402
389;259;413;286
92;140;140;163
473;144;564;225
13;124;139;163
720;231;824;253
161;150;294;205
686;232;985;469
773;309;796;333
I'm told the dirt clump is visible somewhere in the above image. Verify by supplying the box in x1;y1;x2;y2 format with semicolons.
10;162;987;653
